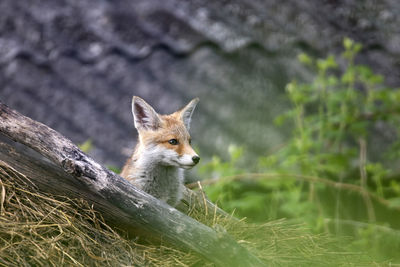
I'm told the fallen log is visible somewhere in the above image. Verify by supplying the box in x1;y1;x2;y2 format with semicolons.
0;141;145;234
0;102;264;266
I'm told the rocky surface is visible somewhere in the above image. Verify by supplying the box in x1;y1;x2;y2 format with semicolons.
1;0;399;169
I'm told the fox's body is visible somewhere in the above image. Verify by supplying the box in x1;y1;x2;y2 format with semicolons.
120;96;200;206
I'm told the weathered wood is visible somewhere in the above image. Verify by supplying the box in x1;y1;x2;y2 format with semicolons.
0;141;143;234
0;102;264;266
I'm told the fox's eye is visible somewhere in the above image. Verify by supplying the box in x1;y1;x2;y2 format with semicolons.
189;139;192;145
168;139;179;145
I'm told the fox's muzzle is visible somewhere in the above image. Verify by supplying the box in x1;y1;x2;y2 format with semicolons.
192;155;200;164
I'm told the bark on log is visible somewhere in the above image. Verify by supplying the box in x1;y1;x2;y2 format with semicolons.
0;141;147;234
0;102;264;266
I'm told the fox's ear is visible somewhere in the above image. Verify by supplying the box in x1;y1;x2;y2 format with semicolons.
179;98;199;130
132;96;160;130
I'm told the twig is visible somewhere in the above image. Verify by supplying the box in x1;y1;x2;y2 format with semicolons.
358;138;376;222
197;181;208;216
187;172;400;212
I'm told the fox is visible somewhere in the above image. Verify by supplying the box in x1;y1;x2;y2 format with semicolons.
120;96;200;207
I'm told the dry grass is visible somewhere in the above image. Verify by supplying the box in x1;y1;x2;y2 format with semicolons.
0;162;372;266
0;163;143;266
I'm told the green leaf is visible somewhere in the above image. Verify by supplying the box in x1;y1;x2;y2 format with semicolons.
343;37;354;50
78;139;93;153
298;53;313;65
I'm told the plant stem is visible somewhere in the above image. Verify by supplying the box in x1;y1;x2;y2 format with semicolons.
359;138;376;222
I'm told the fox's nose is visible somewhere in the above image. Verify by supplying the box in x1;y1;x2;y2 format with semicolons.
192;155;200;164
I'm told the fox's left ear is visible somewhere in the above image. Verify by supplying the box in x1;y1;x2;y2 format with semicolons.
179;98;199;130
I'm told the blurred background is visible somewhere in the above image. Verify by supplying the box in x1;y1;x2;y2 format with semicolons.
1;0;400;262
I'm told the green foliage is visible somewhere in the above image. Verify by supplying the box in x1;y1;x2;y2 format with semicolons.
267;37;400;181
200;38;400;263
78;139;121;174
78;139;94;153
107;165;121;174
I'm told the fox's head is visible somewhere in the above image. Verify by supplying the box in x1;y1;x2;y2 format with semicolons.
131;96;200;169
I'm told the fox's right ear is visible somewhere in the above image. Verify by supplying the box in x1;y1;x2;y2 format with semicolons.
132;96;160;130
179;98;199;131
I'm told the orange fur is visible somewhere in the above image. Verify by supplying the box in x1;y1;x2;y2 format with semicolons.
120;96;199;206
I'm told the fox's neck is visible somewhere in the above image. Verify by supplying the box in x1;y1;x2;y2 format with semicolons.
133;152;180;181
124;144;184;205
131;144;175;175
